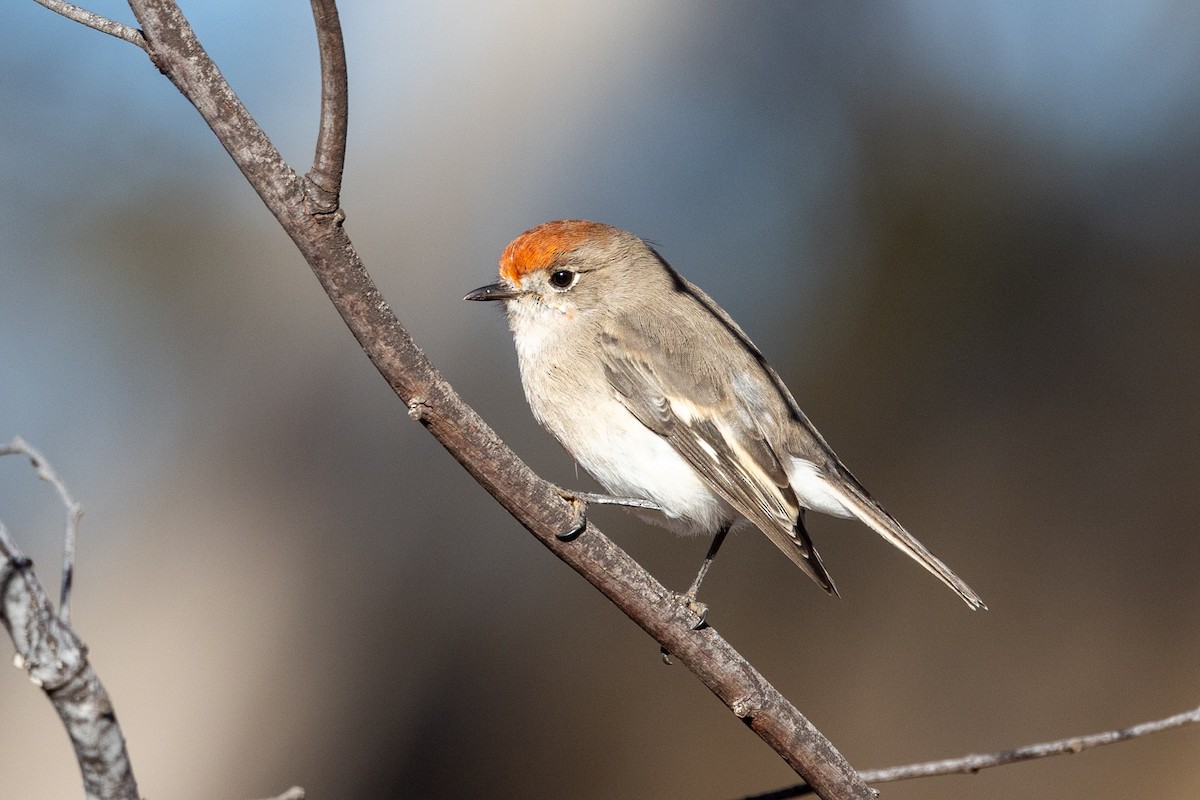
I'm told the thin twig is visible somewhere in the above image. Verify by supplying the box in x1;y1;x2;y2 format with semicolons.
0;520;25;563
253;788;306;800
30;0;147;51
748;704;1200;799
0;436;83;623
113;2;873;797
306;0;348;209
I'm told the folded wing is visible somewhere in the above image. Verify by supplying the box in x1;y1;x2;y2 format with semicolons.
601;330;837;596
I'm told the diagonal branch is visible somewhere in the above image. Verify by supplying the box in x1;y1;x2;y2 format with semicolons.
106;1;872;798
750;704;1200;799
32;0;147;51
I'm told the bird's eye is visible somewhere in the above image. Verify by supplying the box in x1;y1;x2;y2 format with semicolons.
548;269;577;290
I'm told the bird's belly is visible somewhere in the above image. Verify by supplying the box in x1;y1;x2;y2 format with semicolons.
514;326;734;534
558;408;734;535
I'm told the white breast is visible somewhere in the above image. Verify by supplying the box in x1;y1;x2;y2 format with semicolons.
506;296;734;536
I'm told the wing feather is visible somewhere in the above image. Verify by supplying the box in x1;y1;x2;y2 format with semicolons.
601;332;837;595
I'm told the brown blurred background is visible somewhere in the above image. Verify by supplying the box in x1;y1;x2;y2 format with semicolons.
3;3;1199;798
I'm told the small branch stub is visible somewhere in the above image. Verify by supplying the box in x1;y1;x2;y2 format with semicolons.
407;398;430;421
731;693;762;719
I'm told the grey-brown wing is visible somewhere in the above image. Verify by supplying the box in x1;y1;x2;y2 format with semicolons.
600;331;837;595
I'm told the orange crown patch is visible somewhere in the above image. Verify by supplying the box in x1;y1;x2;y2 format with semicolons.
499;220;613;284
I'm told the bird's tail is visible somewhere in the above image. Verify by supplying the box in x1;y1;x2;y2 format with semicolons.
825;472;986;610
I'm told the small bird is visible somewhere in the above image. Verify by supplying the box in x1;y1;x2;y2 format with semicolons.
466;220;984;610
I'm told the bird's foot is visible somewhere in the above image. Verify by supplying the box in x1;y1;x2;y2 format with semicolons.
556;493;588;542
680;591;710;630
659;593;709;666
554;488;664;541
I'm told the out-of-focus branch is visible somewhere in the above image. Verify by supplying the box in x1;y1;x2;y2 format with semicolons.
750;704;1200;799
0;436;83;623
0;444;138;800
254;787;306;800
31;0;147;50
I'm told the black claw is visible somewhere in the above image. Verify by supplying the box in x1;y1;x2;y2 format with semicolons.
660;645;673;665
691;607;709;630
556;519;586;541
10;556;32;571
556;499;587;541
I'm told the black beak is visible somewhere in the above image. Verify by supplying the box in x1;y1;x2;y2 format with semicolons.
464;282;518;302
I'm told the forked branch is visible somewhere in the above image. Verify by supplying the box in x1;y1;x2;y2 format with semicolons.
31;0;147;50
0;436;83;622
0;440;137;800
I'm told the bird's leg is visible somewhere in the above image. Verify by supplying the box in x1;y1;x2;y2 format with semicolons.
564;491;664;510
555;488;720;635
686;524;731;599
681;523;732;629
554;488;664;541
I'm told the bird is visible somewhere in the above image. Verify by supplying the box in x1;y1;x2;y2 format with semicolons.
466;220;984;611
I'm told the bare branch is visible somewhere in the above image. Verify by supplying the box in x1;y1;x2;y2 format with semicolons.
31;0;147;51
0;519;26;565
750;704;1200;798
0;436;84;623
306;0;349;209
111;2;873;797
0;513;137;798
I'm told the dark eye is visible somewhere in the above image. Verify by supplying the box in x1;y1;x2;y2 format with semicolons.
548;269;577;290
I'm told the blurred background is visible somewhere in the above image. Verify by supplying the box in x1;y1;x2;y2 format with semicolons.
3;2;1199;798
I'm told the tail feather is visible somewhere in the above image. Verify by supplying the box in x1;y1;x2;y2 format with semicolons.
757;509;841;597
790;509;839;598
824;475;986;610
